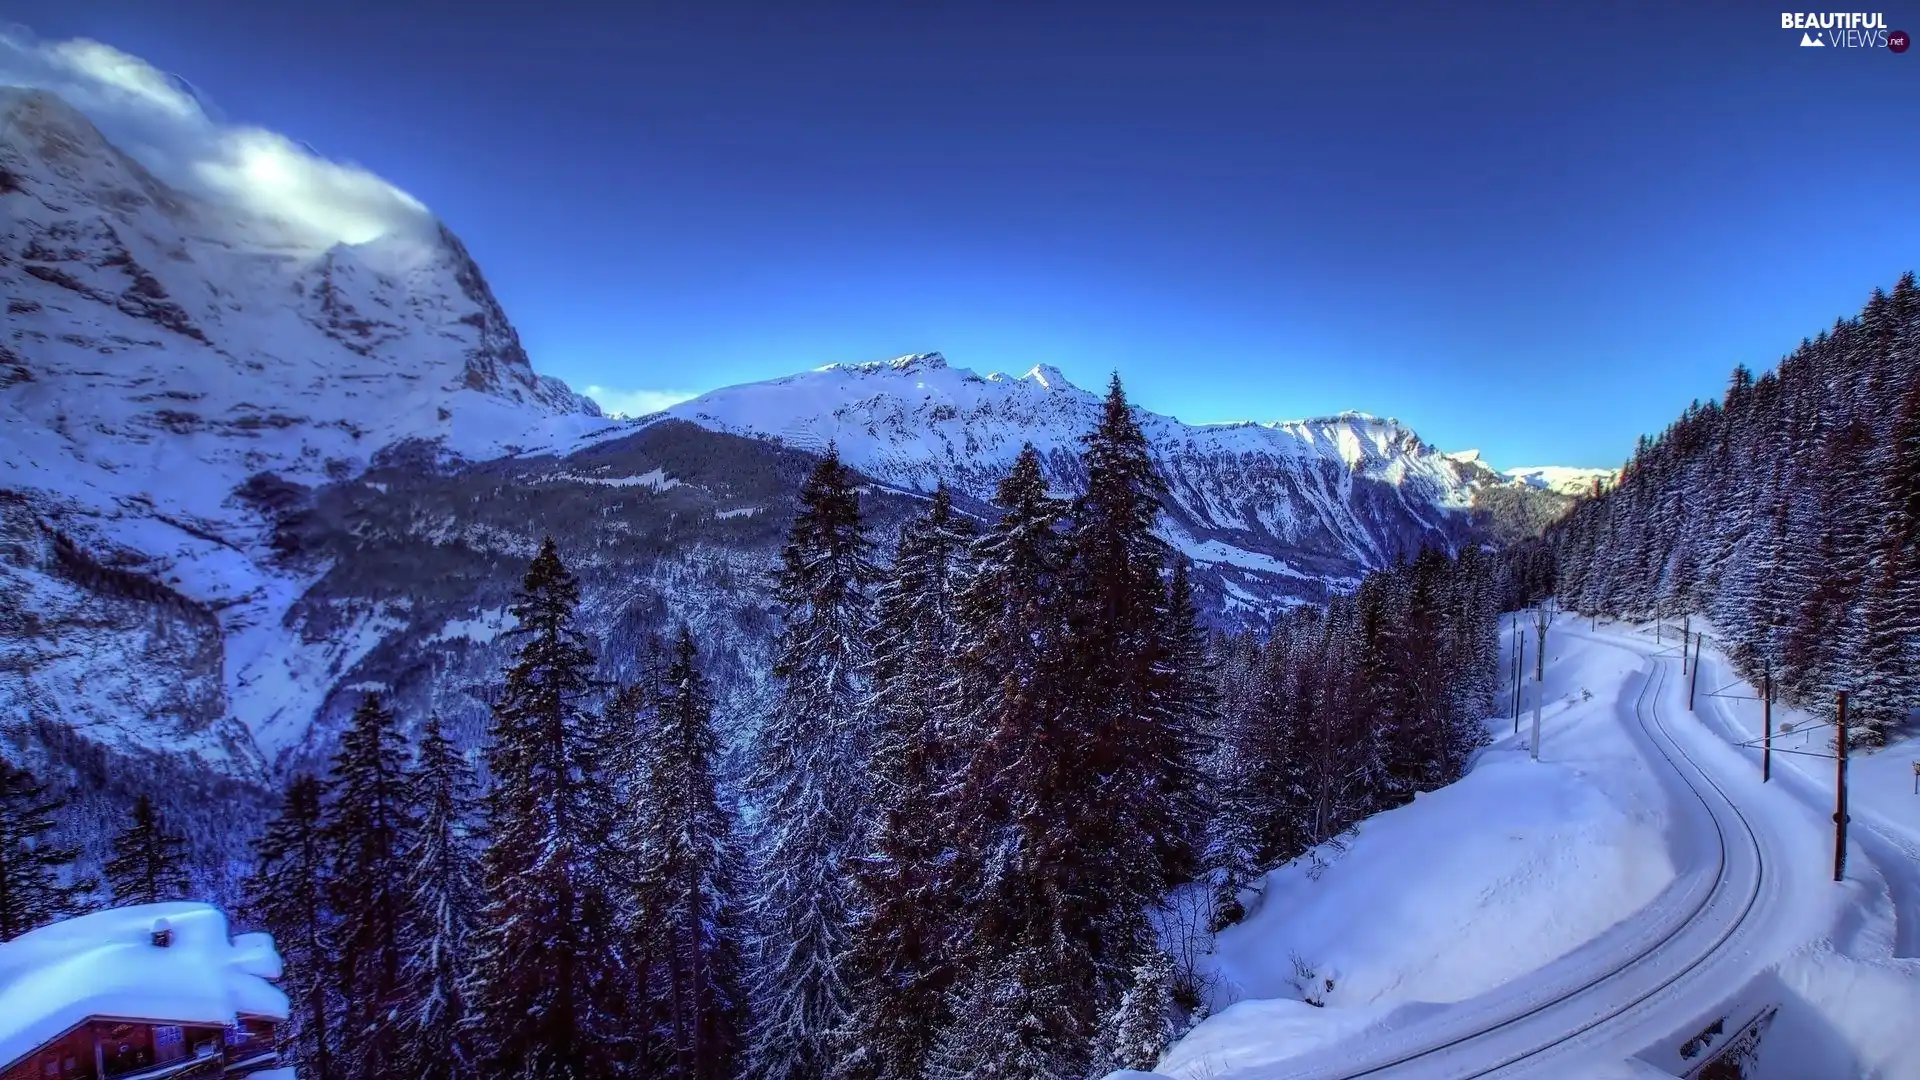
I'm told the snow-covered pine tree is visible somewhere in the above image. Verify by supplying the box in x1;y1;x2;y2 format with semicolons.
836;485;976;1080
1245;614;1321;868
1098;946;1176;1073
467;537;627;1080
104;792;192;906
395;715;484;1080
245;774;337;1080
1058;375;1203;972
1201;633;1263;931
1162;558;1219;865
630;626;747;1080
604;634;670;1070
746;445;879;1080
938;444;1095;1075
0;760;91;940
326;691;417;1080
924;944;1082;1080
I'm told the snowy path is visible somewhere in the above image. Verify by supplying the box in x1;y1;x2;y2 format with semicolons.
1159;618;1920;1079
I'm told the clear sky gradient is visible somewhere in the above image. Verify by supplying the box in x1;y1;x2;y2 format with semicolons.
7;0;1917;468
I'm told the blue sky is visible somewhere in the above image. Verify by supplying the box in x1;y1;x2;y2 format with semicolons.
5;1;1917;468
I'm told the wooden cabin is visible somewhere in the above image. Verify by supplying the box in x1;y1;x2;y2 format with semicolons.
0;905;288;1080
1;1015;278;1080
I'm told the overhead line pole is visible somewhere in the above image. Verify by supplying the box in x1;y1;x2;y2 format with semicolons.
1762;665;1772;783
1688;632;1702;711
1834;691;1850;883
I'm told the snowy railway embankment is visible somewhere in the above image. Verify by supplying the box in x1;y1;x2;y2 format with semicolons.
1134;617;1920;1080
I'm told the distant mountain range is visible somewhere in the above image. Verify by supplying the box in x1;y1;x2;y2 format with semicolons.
0;87;1584;809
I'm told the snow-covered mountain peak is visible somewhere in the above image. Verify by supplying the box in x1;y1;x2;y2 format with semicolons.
1020;363;1074;391
1;85;193;223
1;90;610;592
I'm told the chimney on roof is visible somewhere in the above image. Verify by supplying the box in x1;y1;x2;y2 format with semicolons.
151;918;174;948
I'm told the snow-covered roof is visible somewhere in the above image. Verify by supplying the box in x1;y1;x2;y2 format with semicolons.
0;903;288;1072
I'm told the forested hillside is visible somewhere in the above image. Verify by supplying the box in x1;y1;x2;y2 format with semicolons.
1514;273;1920;746
1;376;1506;1080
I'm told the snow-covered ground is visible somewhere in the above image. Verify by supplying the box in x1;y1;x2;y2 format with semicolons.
1141;617;1920;1079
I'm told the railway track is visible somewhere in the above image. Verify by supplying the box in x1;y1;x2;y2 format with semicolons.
1271;631;1769;1079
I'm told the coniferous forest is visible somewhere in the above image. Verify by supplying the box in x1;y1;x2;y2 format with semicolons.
0;376;1503;1079
1510;273;1920;747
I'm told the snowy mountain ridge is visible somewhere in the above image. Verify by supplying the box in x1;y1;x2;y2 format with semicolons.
655;351;1573;608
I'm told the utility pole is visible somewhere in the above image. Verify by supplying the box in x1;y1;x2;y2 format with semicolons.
1688;632;1702;711
1511;626;1523;734
1682;615;1691;674
1531;601;1555;761
1834;691;1850;883
1761;665;1772;783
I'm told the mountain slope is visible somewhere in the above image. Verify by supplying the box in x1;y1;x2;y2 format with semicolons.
1;86;611;776
658;352;1575;613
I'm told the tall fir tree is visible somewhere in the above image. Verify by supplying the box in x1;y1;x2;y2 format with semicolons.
604;634;671;1071
940;443;1100;1077
1058;375;1202;985
467;537;627;1080
104;792;192;906
925;943;1082;1080
747;444;879;1080
632;627;747;1080
836;485;976;1080
245;774;337;1080
326;692;417;1080
1098;946;1176;1073
0;760;91;941
395;715;484;1080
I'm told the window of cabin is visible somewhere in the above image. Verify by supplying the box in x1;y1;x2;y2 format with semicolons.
151;1027;184;1065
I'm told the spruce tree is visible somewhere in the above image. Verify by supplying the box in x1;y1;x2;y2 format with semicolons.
633;627;747;1080
1100;947;1176;1073
467;537;626;1080
836;485;975;1080
326;692;417;1080
104;793;192;906
1161;558;1218;881
245;774;337;1080
940;445;1095;1076
1201;633;1262;930
396;715;484;1080
746;446;879;1080
1059;375;1202;974
925;944;1081;1080
0;760;91;940
604;636;671;1071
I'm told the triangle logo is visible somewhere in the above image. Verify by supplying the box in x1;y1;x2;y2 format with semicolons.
1801;31;1825;45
